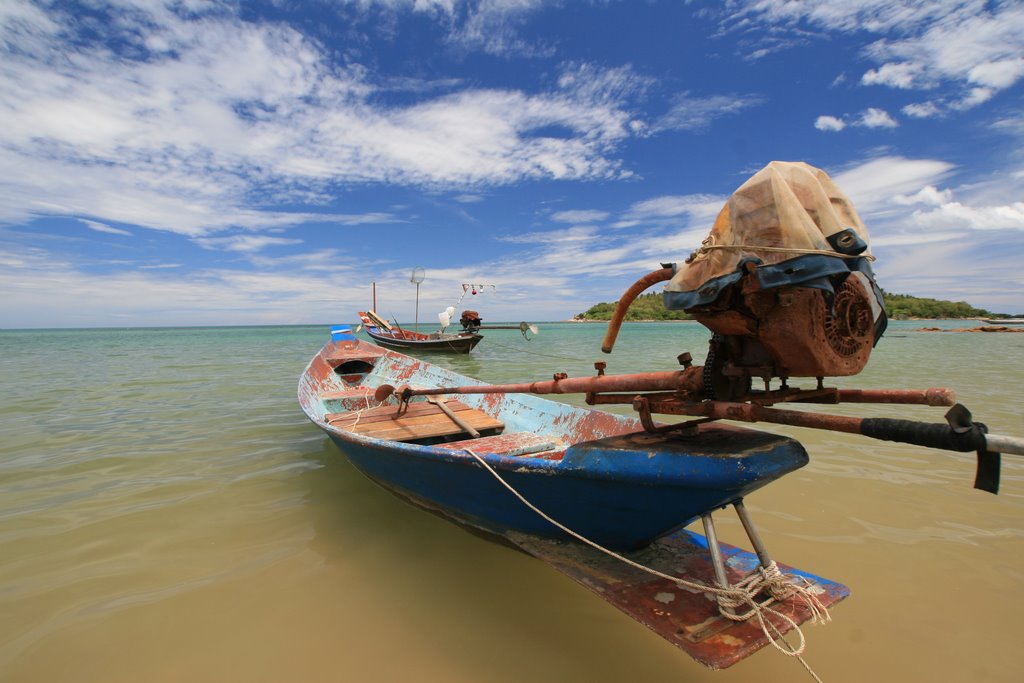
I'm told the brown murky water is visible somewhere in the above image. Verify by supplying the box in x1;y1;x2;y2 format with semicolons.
1;323;1021;682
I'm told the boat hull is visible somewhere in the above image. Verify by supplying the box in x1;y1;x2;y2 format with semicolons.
327;427;807;550
299;337;809;550
297;334;848;668
364;327;482;353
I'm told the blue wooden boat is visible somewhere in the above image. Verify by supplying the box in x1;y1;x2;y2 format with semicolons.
299;163;1021;669
300;333;812;550
298;329;850;668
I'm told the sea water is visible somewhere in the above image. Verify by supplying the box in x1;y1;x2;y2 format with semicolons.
0;322;1021;682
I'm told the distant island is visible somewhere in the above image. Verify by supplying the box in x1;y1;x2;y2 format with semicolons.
574;290;1009;321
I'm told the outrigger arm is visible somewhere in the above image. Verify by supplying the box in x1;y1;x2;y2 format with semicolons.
375;364;1023;494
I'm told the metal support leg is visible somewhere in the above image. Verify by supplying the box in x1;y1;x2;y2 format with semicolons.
734;499;773;569
700;513;734;616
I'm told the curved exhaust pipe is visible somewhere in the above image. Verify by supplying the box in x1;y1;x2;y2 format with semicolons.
600;266;674;354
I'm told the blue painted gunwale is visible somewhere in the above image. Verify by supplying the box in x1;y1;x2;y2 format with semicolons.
298;337;809;551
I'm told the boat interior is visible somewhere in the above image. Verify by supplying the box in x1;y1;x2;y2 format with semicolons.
318;343;564;459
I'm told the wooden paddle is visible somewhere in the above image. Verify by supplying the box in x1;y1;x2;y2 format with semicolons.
426;396;481;439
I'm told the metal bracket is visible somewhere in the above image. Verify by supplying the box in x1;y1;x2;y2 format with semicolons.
695;499;779;628
633;396;715;436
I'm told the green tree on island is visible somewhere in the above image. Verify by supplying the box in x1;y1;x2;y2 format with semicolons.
576;290;997;321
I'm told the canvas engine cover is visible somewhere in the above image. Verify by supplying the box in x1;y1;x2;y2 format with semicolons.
663;161;886;384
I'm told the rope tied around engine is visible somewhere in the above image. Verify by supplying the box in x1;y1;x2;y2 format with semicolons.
694;243;876;261
461;447;831;680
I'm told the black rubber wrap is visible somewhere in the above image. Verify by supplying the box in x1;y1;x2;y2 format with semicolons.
861;417;1000;494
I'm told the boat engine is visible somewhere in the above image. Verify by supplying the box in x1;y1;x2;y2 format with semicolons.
605;161;887;400
460;310;482;333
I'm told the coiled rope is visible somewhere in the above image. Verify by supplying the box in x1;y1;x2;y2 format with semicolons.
461;447;830;681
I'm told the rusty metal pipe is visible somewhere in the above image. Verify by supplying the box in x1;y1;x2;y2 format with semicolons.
673;400;1024;456
677;400;864;433
834;387;956;406
375;367;705;403
601;266;675;354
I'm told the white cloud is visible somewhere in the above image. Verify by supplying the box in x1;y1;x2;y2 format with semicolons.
868;231;961;248
902;101;941;119
3;152;1021;327
80;219;133;236
968;58;1024;89
815;115;846;132
195;235;304;253
820;155;1024;309
0;3;647;239
551;209;609;224
727;0;954;33
992;113;1024;137
0;243;364;327
623;194;723;221
654;92;765;132
893;186;953;207
861;62;926;89
498;226;595;244
855;107;898;128
909;202;1024;232
730;1;1024;110
873;233;1024;312
817;108;908;133
449;0;551;57
832;156;955;215
953;86;995;109
139;263;182;269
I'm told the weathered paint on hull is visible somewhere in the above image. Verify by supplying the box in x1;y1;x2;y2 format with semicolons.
300;338;808;550
325;425;807;550
297;335;848;668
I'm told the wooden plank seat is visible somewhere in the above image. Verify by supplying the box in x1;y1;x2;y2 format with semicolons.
434;432;560;458
325;400;504;442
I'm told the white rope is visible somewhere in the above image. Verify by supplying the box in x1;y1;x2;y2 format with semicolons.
461;447;830;678
345;395;387;431
697;243;875;261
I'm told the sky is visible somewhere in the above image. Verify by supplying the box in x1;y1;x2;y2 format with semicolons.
1;0;1022;328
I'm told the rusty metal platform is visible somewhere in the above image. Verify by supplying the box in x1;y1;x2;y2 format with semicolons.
507;528;849;669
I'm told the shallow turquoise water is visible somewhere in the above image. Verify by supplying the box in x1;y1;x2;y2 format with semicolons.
1;321;1021;682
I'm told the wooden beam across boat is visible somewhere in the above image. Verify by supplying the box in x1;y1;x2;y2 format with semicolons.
326;400;504;442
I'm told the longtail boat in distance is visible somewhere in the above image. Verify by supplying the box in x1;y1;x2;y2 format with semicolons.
357;309;483;354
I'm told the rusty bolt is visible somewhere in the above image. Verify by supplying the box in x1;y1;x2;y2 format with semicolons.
677;352;692;368
594;361;606;376
553;372;568;381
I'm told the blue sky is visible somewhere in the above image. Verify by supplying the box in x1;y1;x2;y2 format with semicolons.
1;0;1022;328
